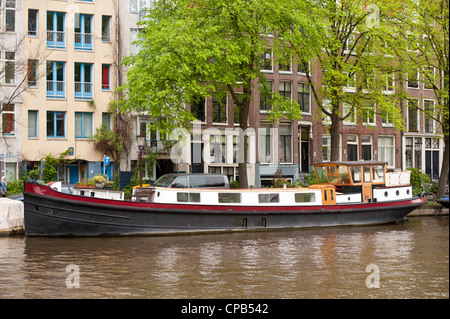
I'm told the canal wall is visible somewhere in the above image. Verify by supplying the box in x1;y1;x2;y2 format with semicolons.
0;198;24;236
408;203;449;217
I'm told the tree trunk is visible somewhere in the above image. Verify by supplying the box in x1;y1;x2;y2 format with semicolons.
238;101;250;189
329;104;341;162
437;129;449;198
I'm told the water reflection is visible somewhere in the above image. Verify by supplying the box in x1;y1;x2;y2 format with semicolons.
0;217;447;299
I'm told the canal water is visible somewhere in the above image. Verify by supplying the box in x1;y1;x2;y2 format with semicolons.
0;216;447;299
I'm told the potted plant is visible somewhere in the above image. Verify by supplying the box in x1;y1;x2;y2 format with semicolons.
91;174;107;188
104;180;114;190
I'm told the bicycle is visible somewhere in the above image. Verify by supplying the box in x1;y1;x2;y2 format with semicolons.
421;183;436;202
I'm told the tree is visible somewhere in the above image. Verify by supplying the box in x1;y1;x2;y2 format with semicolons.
395;0;449;198
282;0;408;162
119;0;322;188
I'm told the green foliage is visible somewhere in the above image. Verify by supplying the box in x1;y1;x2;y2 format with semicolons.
90;124;124;160
230;180;240;188
407;167;431;195
6;180;24;195
41;150;74;183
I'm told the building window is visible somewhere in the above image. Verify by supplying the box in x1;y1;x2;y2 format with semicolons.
347;134;358;161
191;97;206;122
378;136;395;168
75;112;93;138
423;67;435;90
384;74;395;93
362;100;376;125
425;138;440;180
4;51;15;84
102;112;111;129
344;72;356;91
407;69;419;88
47;12;65;49
279;52;292;73
130;28;141;55
260;50;273;72
322;135;331;162
28;9;38;36
260;81;273;111
298;83;310;113
408;98;419;132
1;104;15;136
343;103;356;125
212;94;227;123
297;60;309;75
279;81;292;100
46;111;65;138
361;135;372;161
28;110;38;138
130;0;156;12
405;137;422;170
74;14;93;50
381;109;394;126
75;63;93;99
322;134;342;162
5;0;16;32
424;100;435;133
210;135;226;163
102;16;111;42
279;125;292;163
46;61;65;98
27;59;38;87
259;126;273;163
102;64;110;90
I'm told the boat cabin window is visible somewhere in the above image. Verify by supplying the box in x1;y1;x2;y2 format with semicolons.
190;176;226;188
258;193;279;203
295;193;315;203
337;166;351;183
372;165;385;183
218;192;241;203
363;166;371;182
177;192;200;203
350;166;361;183
326;166;339;183
315;166;328;183
154;175;178;187
172;177;187;188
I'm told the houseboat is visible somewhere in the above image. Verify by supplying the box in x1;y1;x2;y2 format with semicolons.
23;161;426;236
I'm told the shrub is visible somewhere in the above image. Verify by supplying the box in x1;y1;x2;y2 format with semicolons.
230;180;240;188
407;167;431;195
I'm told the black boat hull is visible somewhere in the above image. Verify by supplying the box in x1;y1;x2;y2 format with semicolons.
24;184;427;237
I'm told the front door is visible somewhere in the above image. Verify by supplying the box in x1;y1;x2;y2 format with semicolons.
66;165;79;184
191;142;204;173
301;141;309;172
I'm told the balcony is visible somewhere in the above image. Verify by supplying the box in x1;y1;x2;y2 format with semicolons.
75;82;93;99
47;81;65;98
75;32;93;50
47;31;65;49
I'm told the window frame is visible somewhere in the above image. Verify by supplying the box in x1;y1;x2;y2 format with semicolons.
28;110;38;138
28;9;38;37
47;11;66;49
75;112;93;138
46;111;66;138
1;104;15;136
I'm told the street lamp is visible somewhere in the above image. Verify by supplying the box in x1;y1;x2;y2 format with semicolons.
138;135;146;187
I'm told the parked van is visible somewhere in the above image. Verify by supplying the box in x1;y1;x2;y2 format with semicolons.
153;174;230;188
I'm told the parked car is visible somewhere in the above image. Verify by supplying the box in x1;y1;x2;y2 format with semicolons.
153;173;230;188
